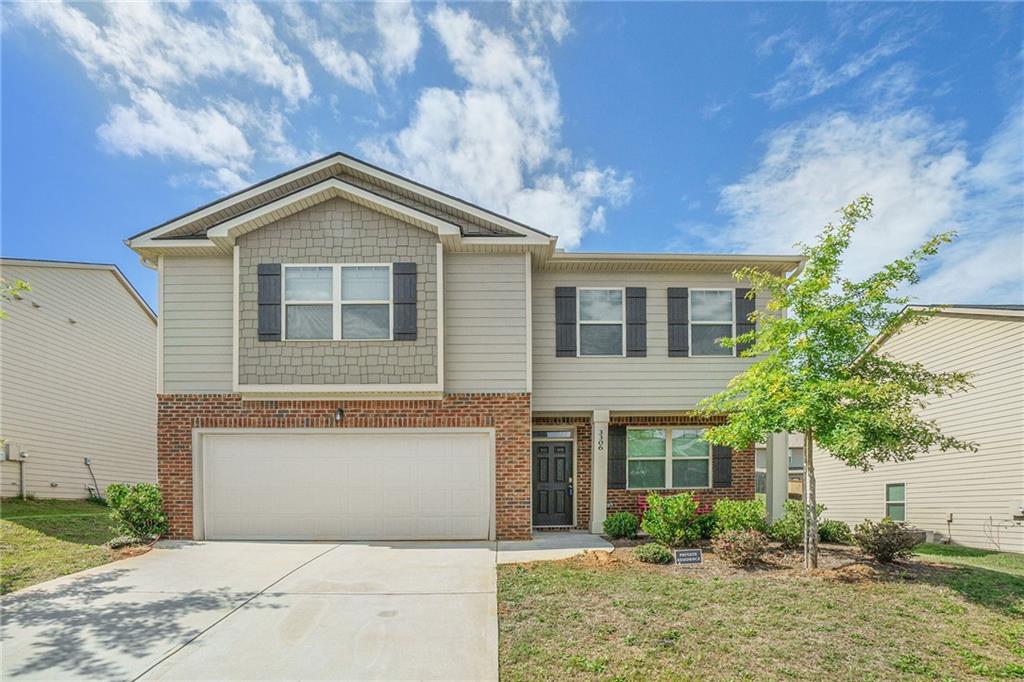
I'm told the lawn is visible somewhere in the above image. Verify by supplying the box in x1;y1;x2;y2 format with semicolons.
498;544;1024;680
0;498;145;594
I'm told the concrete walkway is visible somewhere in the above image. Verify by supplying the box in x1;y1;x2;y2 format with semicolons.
1;534;607;681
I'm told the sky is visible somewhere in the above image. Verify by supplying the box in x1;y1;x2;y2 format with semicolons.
2;1;1022;309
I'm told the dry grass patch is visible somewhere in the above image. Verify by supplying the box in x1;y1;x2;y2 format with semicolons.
498;544;1024;680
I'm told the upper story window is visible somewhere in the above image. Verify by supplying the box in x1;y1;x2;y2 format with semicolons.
283;264;392;341
578;288;624;356
626;428;713;490
690;289;735;357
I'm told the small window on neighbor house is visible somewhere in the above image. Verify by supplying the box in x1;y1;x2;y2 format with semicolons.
689;289;735;357
885;483;906;521
578;288;624;356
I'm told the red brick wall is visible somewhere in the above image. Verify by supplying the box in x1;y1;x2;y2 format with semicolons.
532;416;592;531
157;393;532;540
606;415;755;516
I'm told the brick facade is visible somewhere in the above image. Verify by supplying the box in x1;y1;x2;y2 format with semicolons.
605;415;756;516
157;393;531;540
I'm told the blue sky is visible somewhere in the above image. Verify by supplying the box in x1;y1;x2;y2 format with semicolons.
3;2;1022;308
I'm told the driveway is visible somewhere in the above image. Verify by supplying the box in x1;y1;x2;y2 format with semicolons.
1;540;498;681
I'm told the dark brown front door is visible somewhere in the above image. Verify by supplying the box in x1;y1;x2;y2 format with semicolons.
533;441;573;526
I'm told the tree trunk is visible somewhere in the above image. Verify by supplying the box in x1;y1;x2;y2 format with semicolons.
803;430;819;570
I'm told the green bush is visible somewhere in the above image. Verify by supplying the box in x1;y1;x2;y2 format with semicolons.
634;543;673;564
712;498;767;536
695;511;718;540
106;482;167;540
853;518;921;562
819;519;853;544
768;499;824;549
603;512;640;539
711;529;769;566
641;493;700;547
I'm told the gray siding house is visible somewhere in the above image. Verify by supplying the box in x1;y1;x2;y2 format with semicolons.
816;306;1024;553
127;152;804;542
0;259;157;498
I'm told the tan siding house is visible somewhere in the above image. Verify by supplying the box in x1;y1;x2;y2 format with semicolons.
0;259;157;499
815;307;1024;553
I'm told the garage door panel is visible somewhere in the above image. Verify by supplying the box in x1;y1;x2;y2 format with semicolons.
202;432;491;541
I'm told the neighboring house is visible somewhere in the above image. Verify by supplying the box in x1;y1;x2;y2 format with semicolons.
126;152;804;542
816;305;1024;553
0;259;158;499
755;433;804;498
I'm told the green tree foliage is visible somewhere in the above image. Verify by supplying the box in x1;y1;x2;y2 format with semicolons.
698;196;976;568
0;277;30;319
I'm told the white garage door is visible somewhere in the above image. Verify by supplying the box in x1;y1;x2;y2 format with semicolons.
200;431;492;541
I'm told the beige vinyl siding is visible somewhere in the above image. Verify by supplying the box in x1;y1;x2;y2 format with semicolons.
815;312;1024;553
0;263;157;499
444;253;528;392
161;256;233;393
531;271;768;412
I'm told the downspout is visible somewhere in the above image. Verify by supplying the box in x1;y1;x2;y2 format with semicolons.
84;457;101;498
18;451;27;500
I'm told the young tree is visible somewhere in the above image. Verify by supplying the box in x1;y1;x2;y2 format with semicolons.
698;195;976;569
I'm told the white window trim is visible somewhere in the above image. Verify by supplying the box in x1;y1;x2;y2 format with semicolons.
282;263;393;341
884;482;907;521
625;427;713;490
689;288;736;358
577;287;626;357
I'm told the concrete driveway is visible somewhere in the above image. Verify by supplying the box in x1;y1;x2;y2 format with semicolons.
1;540;498;681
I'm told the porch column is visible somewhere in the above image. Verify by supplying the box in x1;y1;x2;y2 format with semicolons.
590;410;610;534
765;432;788;523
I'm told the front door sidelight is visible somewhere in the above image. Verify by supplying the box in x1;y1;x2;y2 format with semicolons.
533;441;573;526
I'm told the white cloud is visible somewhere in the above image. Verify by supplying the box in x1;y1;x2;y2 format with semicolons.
757;25;912;108
713;106;1023;304
98;88;253;190
19;1;310;104
374;1;421;79
362;5;629;247
282;3;375;93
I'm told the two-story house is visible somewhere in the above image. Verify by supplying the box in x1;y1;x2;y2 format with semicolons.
127;153;804;542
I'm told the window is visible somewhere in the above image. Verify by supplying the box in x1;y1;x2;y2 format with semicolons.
690;289;735;356
578;288;624;356
283;264;392;341
885;483;906;521
626;428;712;489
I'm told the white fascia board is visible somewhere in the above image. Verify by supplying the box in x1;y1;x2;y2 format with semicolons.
206;178;462;242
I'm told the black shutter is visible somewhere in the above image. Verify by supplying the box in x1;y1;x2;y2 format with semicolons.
625;287;647;357
392;262;417;340
712;445;733;488
736;288;756;355
257;263;281;342
667;287;689;357
608;425;627;490
555;287;577;357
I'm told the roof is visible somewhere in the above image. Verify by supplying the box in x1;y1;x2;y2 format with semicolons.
543;251;805;275
906;304;1024;317
0;257;156;323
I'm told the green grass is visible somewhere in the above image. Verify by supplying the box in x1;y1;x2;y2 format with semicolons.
0;498;122;594
498;545;1024;680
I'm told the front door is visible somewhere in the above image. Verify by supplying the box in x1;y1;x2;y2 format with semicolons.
532;441;573;526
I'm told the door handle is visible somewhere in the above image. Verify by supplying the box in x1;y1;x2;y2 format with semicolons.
567;484;574;497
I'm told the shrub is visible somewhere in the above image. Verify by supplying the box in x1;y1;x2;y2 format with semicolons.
768;499;824;549
603;512;640;539
695;511;718;540
641;493;700;547
712;498;767;535
634;543;673;564
106;483;167;540
711;529;770;566
818;519;853;544
853;518;921;562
